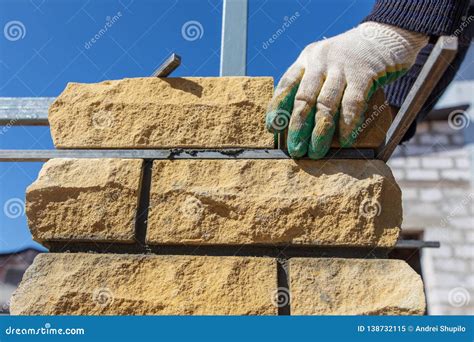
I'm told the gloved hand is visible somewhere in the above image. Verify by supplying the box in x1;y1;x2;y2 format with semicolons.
266;22;428;159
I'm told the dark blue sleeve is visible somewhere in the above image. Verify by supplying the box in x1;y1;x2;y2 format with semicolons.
363;0;473;143
363;0;470;36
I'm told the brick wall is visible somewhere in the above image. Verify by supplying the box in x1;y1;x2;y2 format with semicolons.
9;77;427;316
388;120;473;315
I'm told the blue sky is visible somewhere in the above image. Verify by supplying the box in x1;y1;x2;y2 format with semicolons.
0;0;375;253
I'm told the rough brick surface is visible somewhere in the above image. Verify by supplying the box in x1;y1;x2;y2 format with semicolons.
26;158;143;242
330;89;391;148
148;159;401;247
290;258;426;315
10;253;277;315
49;77;275;148
49;77;390;149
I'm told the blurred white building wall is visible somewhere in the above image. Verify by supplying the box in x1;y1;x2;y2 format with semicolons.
388;45;473;315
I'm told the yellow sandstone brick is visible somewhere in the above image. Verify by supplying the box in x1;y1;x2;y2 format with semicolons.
10;253;278;315
290;258;426;315
48;77;389;149
26;158;143;243
148;159;401;247
49;77;275;148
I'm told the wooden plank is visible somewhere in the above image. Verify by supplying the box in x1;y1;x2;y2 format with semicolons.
376;36;458;161
151;53;181;77
0;148;375;162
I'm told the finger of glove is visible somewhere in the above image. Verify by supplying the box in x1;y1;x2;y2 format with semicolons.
308;72;345;159
338;81;371;147
265;62;304;133
287;69;324;158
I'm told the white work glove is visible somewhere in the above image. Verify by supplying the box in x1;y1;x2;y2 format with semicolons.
266;22;428;159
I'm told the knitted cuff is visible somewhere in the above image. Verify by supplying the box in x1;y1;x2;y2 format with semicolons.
363;0;471;36
384;41;471;143
359;22;428;62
